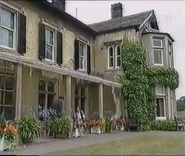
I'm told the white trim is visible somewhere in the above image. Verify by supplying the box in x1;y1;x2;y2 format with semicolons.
115;45;121;68
0;52;122;88
139;12;153;29
107;46;114;69
153;49;164;66
156;96;166;118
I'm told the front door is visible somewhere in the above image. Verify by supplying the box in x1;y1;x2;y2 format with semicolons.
75;86;86;113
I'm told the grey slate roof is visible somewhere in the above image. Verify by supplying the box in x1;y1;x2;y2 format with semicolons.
88;10;154;33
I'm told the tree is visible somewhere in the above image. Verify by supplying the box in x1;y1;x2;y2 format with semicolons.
177;97;185;111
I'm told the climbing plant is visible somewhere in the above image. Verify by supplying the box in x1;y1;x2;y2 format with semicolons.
119;39;179;131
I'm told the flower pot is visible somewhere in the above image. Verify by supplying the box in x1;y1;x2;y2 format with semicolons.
120;125;124;131
96;126;101;134
78;127;84;137
73;128;79;138
22;137;34;144
90;127;95;134
0;136;8;151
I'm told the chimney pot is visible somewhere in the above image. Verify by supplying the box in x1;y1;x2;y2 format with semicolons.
111;2;123;19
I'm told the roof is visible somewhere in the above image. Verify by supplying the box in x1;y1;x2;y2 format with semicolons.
88;10;158;34
142;32;174;42
30;0;96;35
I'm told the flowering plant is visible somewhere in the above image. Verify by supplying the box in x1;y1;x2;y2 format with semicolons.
38;106;57;121
88;120;102;127
115;118;125;126
0;114;19;150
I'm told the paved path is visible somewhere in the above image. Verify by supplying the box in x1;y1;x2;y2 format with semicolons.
2;131;183;155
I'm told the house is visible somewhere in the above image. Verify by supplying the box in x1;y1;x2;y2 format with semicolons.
0;0;176;123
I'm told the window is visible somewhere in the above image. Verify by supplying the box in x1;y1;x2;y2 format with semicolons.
107;45;122;69
107;46;114;68
38;80;56;111
115;45;121;67
0;7;16;49
75;87;86;113
169;42;173;67
45;28;55;61
79;42;86;70
153;39;163;66
155;85;165;95
0;60;16;120
156;97;165;117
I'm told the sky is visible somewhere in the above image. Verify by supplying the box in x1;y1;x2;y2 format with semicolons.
66;1;185;99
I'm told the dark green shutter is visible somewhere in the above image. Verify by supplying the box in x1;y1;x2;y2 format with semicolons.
57;32;63;65
18;13;26;55
87;45;91;74
74;39;79;70
38;23;45;60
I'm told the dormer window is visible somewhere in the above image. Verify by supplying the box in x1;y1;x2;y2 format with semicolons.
153;38;164;66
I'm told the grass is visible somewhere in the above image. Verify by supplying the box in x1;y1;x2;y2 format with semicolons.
54;135;184;155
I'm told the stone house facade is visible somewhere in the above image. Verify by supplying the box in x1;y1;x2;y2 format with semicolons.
0;0;176;122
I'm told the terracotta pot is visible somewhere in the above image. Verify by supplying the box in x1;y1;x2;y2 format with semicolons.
22;137;34;144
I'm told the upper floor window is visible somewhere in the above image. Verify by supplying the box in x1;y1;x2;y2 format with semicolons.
153;38;163;66
39;23;63;65
79;42;86;70
0;4;26;55
107;45;121;69
45;28;55;61
169;41;173;67
0;7;16;49
74;39;91;74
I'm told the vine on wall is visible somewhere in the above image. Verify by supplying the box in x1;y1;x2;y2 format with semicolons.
120;40;179;131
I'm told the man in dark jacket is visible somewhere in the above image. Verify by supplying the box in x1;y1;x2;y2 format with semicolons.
50;96;64;118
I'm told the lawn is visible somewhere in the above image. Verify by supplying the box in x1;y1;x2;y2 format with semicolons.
54;135;184;155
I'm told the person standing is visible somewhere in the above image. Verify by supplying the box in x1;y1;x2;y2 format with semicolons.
50;96;64;118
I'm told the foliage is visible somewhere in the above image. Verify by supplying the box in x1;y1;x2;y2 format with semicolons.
49;117;71;135
151;120;176;131
104;117;113;133
120;39;179;131
20;116;43;139
0;114;19;150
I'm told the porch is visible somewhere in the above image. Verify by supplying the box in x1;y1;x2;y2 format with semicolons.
0;52;123;123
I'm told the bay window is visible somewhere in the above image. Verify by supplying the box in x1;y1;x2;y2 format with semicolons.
153;39;163;66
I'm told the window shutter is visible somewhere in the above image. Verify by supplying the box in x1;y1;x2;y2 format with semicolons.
18;13;26;55
87;45;91;74
56;31;63;65
74;39;79;70
38;23;45;60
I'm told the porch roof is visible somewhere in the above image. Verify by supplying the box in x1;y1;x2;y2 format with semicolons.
0;52;122;88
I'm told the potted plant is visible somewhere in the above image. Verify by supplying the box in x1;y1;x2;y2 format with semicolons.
0;113;19;151
115;118;125;131
20;116;43;143
73;120;85;137
105;117;113;133
49;117;71;138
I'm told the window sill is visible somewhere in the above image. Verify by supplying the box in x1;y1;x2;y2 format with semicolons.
77;69;87;74
153;64;164;67
0;46;20;56
156;117;167;121
42;59;58;66
105;67;122;72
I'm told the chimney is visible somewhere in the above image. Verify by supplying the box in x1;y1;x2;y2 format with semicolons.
111;2;123;19
52;0;66;12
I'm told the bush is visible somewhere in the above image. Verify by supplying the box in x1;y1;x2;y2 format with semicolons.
151;120;176;131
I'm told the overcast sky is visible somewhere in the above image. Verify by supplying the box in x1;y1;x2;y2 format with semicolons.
66;1;185;99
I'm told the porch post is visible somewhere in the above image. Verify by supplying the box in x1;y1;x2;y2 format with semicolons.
66;76;73;137
15;64;22;122
99;84;104;118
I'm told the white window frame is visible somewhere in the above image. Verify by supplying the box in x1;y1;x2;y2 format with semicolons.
78;41;87;71
153;39;163;48
107;46;114;69
45;27;56;62
0;5;17;50
155;97;166;121
115;45;121;68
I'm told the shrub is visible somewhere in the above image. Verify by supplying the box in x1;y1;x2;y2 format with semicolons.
151;120;176;131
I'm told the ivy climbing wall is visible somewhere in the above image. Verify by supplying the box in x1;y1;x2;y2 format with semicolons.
120;40;179;131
